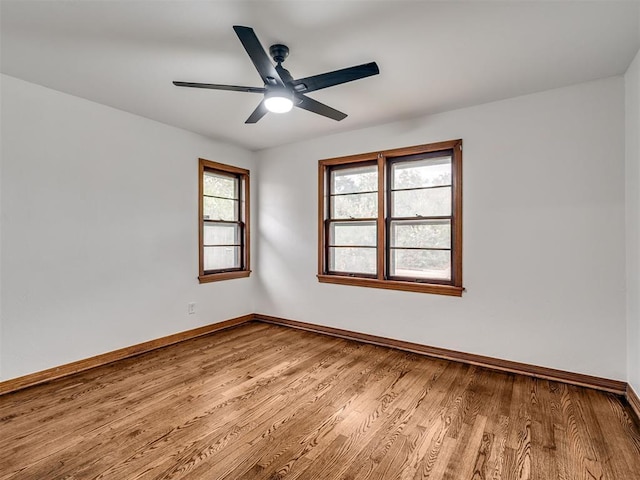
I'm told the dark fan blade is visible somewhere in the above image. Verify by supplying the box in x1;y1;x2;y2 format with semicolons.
292;62;379;93
245;100;268;124
173;81;265;93
233;26;284;87
295;94;347;121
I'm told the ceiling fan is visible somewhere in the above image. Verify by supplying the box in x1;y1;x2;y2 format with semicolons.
173;26;380;124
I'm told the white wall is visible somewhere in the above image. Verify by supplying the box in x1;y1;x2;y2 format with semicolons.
0;75;257;380
626;49;640;395
256;77;627;381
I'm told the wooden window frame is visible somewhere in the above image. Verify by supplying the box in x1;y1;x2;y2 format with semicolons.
198;158;251;283
317;140;463;297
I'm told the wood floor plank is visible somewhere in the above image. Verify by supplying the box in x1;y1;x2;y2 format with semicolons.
1;322;639;479
443;413;488;480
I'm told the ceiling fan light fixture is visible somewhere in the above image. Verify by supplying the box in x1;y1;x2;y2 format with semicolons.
264;90;294;113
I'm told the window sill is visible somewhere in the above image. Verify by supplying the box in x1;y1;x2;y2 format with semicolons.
199;270;251;283
317;274;464;297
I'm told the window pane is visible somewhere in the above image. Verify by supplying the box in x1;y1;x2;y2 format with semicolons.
204;246;241;271
332;192;377;219
329;247;376;275
390;249;451;280
392;156;452;189
392;186;451;217
204;223;240;246
330;222;376;246
203;196;238;221
331;165;377;194
204;171;237;199
391;220;451;249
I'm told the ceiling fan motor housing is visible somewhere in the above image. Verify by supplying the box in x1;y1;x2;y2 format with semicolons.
269;44;289;64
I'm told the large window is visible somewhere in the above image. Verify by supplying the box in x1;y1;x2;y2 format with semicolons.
199;158;250;283
318;140;463;296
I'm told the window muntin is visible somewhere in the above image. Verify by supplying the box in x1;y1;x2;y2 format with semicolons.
318;140;462;296
199;159;250;283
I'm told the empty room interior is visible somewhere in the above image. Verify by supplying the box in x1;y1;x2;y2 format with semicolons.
2;1;640;479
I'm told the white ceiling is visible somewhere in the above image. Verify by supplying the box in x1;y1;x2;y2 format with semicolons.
2;1;639;151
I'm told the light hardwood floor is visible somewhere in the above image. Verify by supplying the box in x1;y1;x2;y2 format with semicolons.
1;322;639;479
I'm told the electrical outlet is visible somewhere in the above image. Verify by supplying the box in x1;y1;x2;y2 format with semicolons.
188;302;196;315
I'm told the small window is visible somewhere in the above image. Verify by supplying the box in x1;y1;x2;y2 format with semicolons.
318;140;463;296
199;158;250;283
